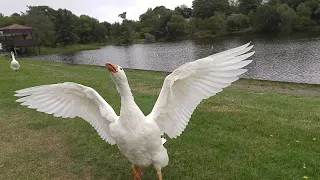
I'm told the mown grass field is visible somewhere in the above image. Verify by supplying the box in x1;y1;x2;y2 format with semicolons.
35;43;113;55
29;40;145;55
0;58;319;180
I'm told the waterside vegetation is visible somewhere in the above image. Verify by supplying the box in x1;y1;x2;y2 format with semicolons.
0;0;319;49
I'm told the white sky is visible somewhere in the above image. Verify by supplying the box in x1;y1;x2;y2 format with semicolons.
0;0;193;23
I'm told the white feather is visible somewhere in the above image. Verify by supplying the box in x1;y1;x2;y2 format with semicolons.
147;42;255;138
15;82;118;145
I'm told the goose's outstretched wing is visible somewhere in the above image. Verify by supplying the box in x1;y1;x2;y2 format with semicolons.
15;82;118;145
147;42;254;138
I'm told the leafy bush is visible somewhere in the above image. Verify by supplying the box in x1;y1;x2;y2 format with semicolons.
226;14;250;32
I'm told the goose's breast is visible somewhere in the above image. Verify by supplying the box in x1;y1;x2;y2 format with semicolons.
110;120;163;166
118;143;153;167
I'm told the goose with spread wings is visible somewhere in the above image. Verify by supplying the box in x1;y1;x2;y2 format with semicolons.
15;42;254;180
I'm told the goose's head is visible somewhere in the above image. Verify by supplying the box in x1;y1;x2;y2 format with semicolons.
105;62;128;85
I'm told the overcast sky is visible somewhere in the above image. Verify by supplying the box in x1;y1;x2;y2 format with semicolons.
0;0;193;23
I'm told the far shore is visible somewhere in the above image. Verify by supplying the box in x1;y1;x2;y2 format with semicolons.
17;27;320;56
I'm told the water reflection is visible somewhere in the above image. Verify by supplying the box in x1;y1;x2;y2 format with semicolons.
28;33;320;84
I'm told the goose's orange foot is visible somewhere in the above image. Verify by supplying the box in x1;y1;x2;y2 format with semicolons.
132;164;143;180
157;171;162;180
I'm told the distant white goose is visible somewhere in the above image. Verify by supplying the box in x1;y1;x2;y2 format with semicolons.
10;51;20;71
15;42;254;180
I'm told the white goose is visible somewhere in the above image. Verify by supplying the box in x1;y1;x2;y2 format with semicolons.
10;51;20;71
15;42;254;180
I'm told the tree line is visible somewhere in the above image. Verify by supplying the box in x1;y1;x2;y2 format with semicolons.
0;0;319;46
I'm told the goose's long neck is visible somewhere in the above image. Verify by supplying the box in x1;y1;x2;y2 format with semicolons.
11;53;16;61
117;81;144;126
117;82;134;104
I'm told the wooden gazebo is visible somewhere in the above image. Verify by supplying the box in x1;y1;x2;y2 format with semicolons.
0;24;40;54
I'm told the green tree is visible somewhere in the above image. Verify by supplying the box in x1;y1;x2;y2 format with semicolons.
111;22;121;39
175;5;192;18
294;3;313;29
54;9;80;45
192;0;230;18
11;13;20;17
93;23;107;42
22;6;57;45
101;21;112;40
186;18;204;35
277;4;297;32
239;0;262;14
305;0;320;21
251;5;281;32
229;0;240;14
205;12;226;34
139;8;158;34
78;15;100;43
139;6;173;39
153;6;174;36
166;13;186;39
25;5;56;22
226;13;250;32
111;20;133;45
297;3;312;17
315;5;320;22
10;13;25;25
0;14;18;27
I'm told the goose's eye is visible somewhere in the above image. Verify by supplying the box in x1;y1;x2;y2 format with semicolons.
120;68;123;70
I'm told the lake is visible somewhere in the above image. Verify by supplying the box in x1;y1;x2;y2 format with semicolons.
28;33;320;85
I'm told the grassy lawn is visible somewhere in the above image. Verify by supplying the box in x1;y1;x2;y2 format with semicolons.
36;43;113;55
0;57;319;180
29;40;145;55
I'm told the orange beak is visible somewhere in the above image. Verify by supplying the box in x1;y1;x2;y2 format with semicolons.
106;63;118;73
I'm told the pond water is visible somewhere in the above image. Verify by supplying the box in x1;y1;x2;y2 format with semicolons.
28;33;320;84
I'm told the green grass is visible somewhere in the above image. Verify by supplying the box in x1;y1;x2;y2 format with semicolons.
33;40;145;55
31;42;114;55
39;44;103;55
0;57;319;179
299;26;320;31
132;39;145;44
235;78;320;91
